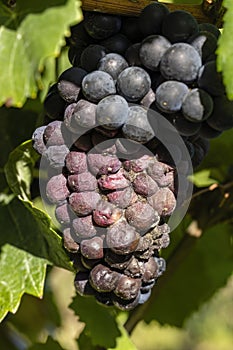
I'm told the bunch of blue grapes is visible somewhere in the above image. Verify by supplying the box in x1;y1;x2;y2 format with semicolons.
32;2;232;310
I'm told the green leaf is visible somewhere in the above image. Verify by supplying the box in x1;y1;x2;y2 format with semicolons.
71;295;121;348
5;140;39;201
217;0;233;99
28;336;64;350
0;193;73;271
109;317;138;350
0;0;82;107
143;223;233;326
0;244;47;322
189;169;218;187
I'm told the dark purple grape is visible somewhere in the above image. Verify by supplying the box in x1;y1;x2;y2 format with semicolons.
142;257;158;282
98;170;130;191
69;191;101;216
189;31;217;63
125;202;159;233
139;2;169;36
101;33;131;55
73;133;93;152
125;43;142;66
120;16;144;43
133;173;159;197
68;172;97;192
96;95;128;130
44;83;66;120
43;121;64;146
98;53;128;81
82;71;116;102
155;80;189;113
87;153;121;176
160;43;202;83
162;10;198;43
112;293;140;310
147;160;175;187
93;200;122;227
32;126;46;155
46;173;69;204
89;264;120;292
65;151;87;174
84;12;121;40
74;271;94;296
64;100;96;133
80;44;107;72
114;275;141;300
198;122;222;139
72;215;97;239
135;234;154;252
169;113;202;136
107;186;137;209
122;106;154;143
106;219;140;255
91;133;117;154
124;257;143;278
206;95;233;131
80;236;104;259
57;67;87;103
182;88;213;122
44;145;69;169
147;188;176;216
117;66;151;102
198;23;221;39
104;250;133;270
197;60;225;96
123;155;153;173
139;35;171;71
69;22;94;47
62;227;79;253
55;202;73;225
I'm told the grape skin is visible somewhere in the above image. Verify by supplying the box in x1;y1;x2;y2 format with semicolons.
82;71;116;102
117;66;151;102
160;43;202;83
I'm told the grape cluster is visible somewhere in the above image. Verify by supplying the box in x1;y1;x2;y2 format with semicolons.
31;2;231;309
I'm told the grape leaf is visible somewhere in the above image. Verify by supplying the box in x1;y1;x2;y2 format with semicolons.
189;169;218;187
217;0;233;99
0;244;47;322
143;223;233;326
28;336;64;350
0;0;82;107
71;295;121;348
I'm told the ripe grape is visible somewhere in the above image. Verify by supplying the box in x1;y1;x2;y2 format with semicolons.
84;12;121;40
122;105;154;143
69;191;101;216
80;237;104;260
57;67;87;103
117;66;151;102
72;215;97;239
125;202;159;233
162;10;198;43
182;88;213;122
155;80;189;113
46;173;69;204
82;71;116;102
139;2;169;36
160;43;202;83
96;95;128;130
80;44;107;72
98;53;128;81
65;151;87;174
139;35;171;71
